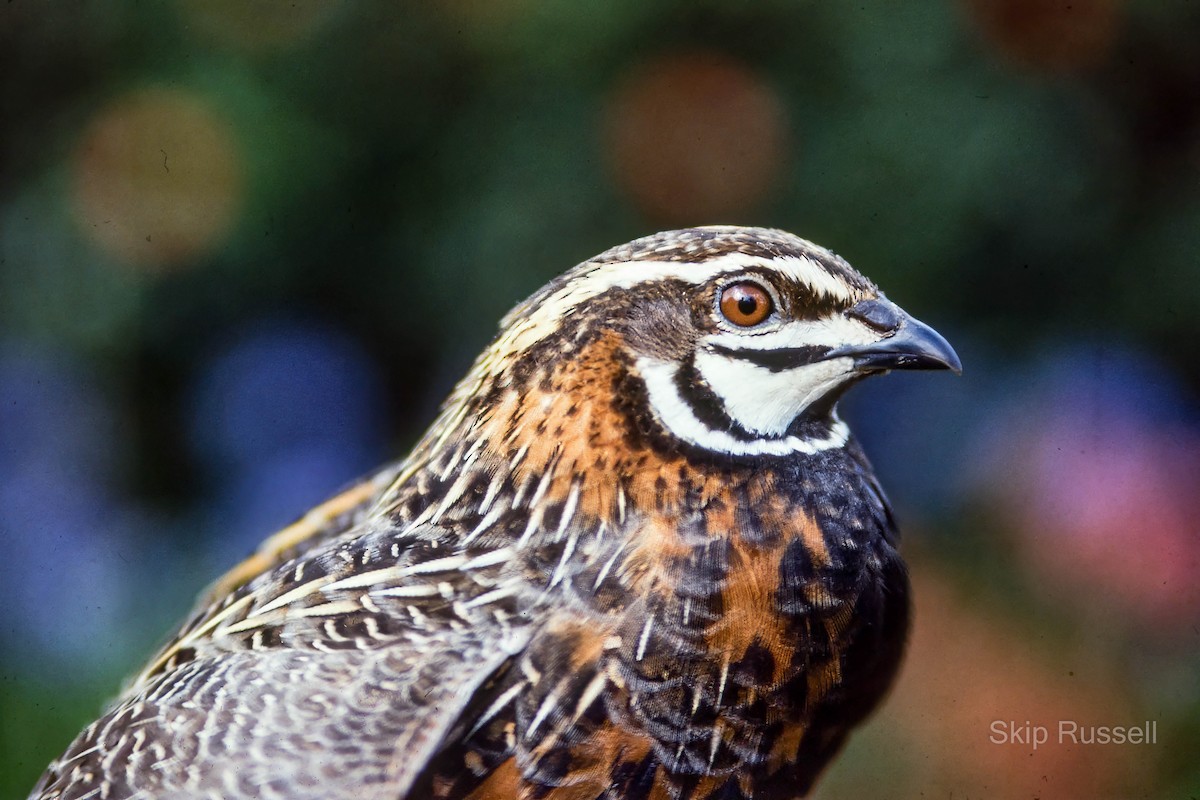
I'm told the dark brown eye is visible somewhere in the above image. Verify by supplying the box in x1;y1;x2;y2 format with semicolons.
719;282;773;327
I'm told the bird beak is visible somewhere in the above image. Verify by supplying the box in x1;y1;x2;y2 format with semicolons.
826;299;963;375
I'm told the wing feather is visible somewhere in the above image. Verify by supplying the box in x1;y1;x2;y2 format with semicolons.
32;517;533;800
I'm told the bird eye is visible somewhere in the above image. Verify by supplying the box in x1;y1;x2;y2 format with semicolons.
719;282;774;327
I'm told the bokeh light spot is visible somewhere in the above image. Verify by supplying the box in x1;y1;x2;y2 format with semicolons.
970;346;1200;633
72;87;243;271
885;572;1147;796
963;0;1122;73
604;51;788;225
187;318;386;472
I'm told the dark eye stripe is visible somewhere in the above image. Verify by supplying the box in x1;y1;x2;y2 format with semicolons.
709;343;832;373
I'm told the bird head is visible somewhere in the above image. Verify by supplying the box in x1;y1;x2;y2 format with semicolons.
467;226;960;462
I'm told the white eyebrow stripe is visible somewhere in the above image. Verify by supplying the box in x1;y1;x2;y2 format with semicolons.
576;252;855;302
701;314;877;353
634;356;850;457
753;254;858;303
496;253;856;359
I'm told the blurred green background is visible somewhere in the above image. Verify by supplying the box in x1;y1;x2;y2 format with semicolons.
2;2;1198;798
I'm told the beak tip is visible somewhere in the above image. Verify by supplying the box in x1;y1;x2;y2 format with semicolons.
942;348;964;376
895;317;962;375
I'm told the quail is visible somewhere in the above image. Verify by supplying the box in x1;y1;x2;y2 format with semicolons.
32;226;960;800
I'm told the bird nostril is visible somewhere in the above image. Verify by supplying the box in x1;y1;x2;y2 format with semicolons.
847;299;902;333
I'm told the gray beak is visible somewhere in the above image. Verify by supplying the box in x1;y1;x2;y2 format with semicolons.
826;299;962;374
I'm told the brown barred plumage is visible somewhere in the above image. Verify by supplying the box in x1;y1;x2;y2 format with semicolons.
31;226;959;800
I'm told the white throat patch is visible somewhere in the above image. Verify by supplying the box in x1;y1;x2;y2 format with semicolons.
692;350;853;437
635;356;851;457
691;313;878;437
